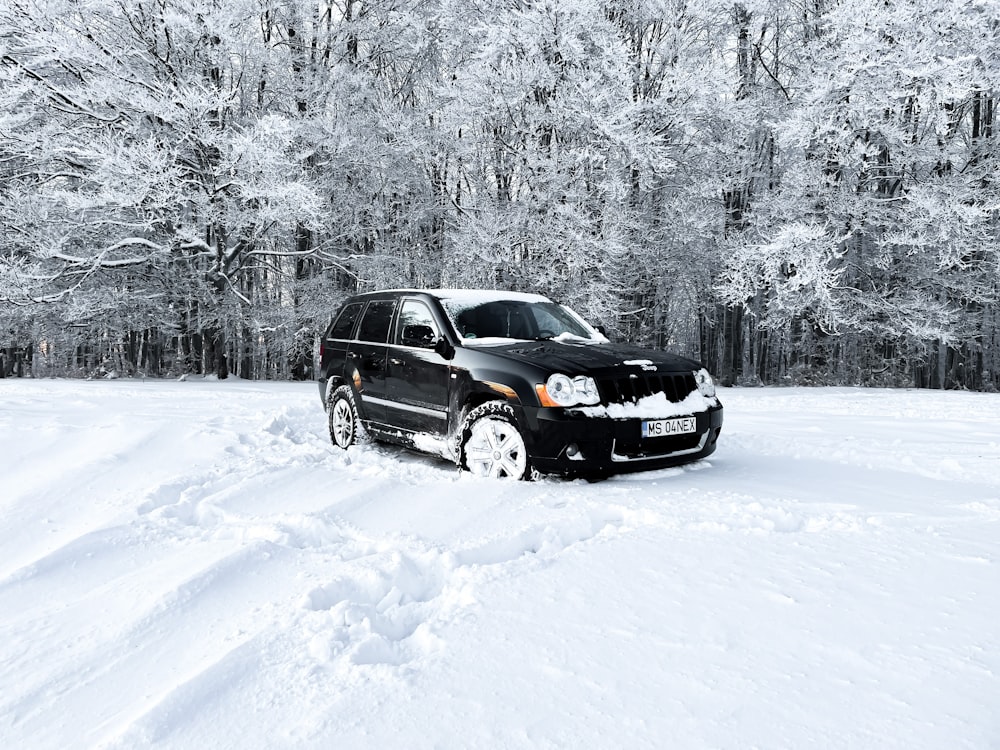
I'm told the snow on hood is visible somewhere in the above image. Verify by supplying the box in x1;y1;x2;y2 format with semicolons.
469;339;702;374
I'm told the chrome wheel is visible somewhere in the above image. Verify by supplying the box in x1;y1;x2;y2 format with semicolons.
464;414;528;479
328;386;362;449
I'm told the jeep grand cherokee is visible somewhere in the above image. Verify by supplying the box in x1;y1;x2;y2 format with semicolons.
317;289;723;479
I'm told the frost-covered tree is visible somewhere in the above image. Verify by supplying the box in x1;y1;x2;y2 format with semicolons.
713;0;1000;387
2;0;998;388
1;0;333;376
433;1;628;315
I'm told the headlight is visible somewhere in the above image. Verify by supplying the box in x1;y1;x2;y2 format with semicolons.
694;368;716;398
536;373;601;407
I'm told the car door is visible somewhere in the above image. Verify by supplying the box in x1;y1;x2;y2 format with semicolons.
348;298;396;425
384;297;451;434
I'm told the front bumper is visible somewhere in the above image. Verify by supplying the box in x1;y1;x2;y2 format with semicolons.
519;403;724;476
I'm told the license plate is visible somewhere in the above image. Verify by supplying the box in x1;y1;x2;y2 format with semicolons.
642;416;697;438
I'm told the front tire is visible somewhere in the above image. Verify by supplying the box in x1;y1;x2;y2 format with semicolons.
328;385;365;449
460;401;533;480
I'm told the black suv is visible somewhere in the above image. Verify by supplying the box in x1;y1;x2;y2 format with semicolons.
317;289;723;479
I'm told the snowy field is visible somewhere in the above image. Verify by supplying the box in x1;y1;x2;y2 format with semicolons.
1;378;998;750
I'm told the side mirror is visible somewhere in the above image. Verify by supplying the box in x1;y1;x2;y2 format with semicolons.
402;324;437;348
434;336;455;360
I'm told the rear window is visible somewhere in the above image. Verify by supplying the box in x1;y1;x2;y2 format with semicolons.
329;302;363;340
357;300;396;343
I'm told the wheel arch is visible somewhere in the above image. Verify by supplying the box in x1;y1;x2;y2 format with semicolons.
326;374;377;424
323;375;345;408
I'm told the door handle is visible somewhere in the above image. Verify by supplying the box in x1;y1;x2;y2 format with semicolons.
390;358;404;366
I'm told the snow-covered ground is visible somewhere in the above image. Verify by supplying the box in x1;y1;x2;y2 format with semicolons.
1;378;998;749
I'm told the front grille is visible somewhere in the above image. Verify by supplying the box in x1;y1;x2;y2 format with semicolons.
596;372;697;404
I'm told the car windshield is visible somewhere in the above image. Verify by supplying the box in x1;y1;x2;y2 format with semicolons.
440;295;604;343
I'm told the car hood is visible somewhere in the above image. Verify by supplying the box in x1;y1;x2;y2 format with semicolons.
467;339;703;375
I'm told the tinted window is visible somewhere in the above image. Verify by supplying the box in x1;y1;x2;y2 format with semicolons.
357;300;395;343
329;302;363;340
396;300;439;344
446;299;594;340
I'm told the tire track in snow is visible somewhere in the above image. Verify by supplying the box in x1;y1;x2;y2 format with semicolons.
0;398;480;746
288;471;880;681
2;384;933;749
0;401;360;746
2;538;300;746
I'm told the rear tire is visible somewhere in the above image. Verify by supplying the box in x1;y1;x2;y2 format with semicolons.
328;385;366;449
460;401;534;480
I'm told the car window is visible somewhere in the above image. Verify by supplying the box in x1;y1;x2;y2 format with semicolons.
446;299;596;341
530;303;594;338
357;300;396;343
396;300;439;345
531;306;564;335
454;302;526;339
329;302;363;340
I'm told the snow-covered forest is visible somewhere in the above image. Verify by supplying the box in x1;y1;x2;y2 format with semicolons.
2;0;998;388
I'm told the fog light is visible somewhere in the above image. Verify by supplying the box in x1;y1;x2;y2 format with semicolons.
566;443;584;461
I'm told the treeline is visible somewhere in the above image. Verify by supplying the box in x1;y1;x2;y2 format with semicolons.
1;0;998;389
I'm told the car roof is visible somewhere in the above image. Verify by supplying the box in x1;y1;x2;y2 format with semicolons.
348;289;553;304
